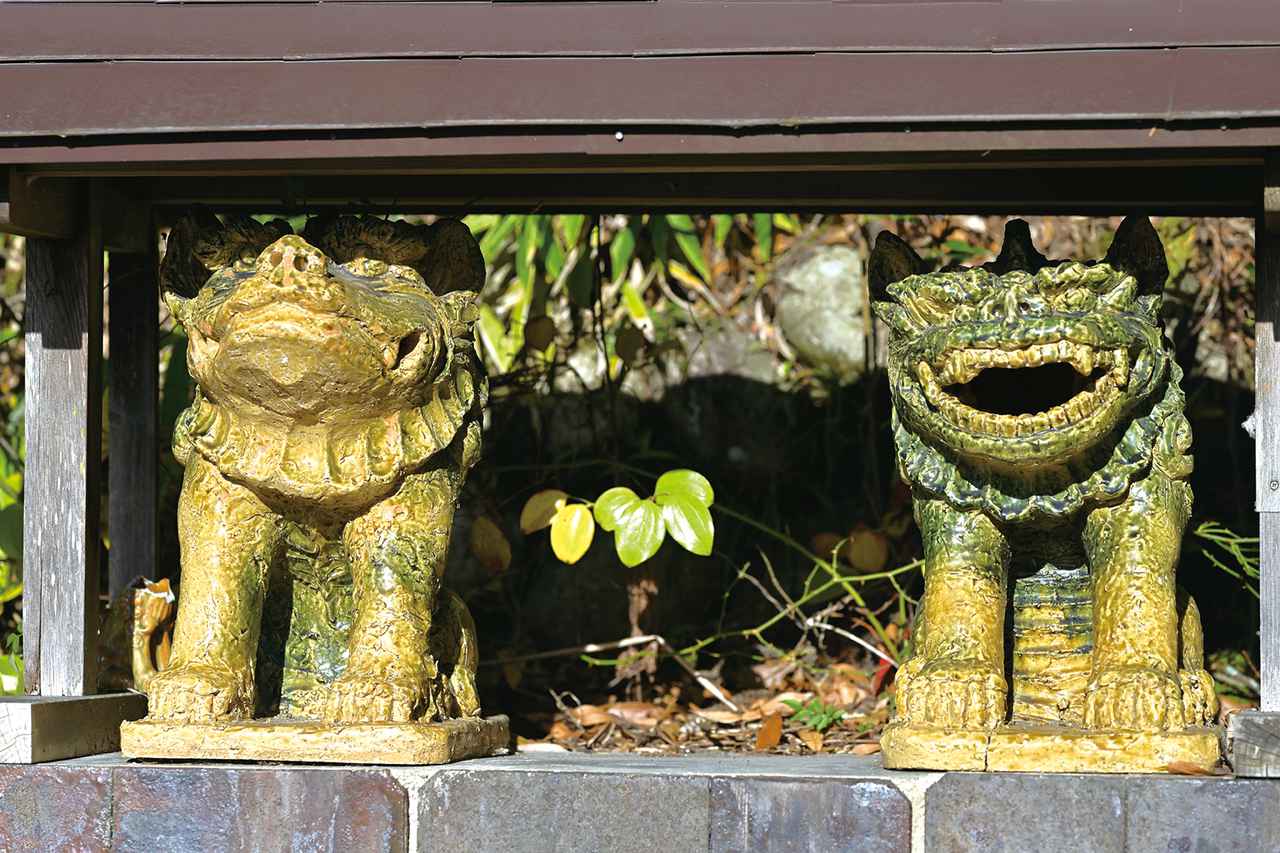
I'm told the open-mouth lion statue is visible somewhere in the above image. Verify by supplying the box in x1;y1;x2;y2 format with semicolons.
124;212;502;762
872;217;1219;772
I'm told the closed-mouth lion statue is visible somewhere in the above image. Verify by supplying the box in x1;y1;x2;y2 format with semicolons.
872;217;1219;771
143;212;488;731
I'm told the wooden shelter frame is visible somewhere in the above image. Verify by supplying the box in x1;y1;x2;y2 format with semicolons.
1;0;1280;771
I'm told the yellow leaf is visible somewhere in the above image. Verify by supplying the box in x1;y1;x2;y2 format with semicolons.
469;517;512;574
550;504;595;564
798;730;824;752
520;489;569;534
667;260;704;290
755;712;783;750
843;525;890;574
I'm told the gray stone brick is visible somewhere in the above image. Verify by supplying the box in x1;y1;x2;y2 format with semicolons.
923;772;1280;853
925;773;1128;853
1126;777;1280;853
0;765;112;852
111;765;407;853
709;777;910;853
417;768;710;853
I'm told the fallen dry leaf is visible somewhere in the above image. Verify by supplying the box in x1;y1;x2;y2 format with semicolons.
798;730;824;752
568;705;614;727
757;691;811;717
547;720;577;741
852;742;882;756
755;713;783;750
608;701;668;727
1164;760;1223;776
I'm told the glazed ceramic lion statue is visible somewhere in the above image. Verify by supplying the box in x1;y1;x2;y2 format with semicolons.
147;212;486;725
872;217;1217;748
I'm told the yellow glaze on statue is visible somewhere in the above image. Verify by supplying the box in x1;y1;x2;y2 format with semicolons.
122;214;508;763
871;217;1220;773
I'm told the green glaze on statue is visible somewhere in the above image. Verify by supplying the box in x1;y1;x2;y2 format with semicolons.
872;218;1218;759
145;212;487;725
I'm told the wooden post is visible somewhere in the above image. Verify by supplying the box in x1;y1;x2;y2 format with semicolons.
0;180;147;764
1231;155;1280;774
22;182;103;697
1261;163;1280;714
107;230;159;598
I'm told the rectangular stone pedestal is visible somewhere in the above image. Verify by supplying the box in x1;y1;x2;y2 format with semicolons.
1228;710;1280;777
881;721;1222;773
1;752;1277;851
0;693;147;763
121;714;510;765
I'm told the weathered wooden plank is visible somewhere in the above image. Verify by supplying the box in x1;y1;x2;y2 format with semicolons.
1;174;77;240
3;49;1280;141
107;241;158;598
1258;157;1280;713
2;0;1278;62
23;183;104;696
1229;710;1280;776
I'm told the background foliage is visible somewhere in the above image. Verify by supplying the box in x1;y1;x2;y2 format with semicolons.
0;214;1262;738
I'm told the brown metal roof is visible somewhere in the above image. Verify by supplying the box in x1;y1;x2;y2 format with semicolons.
2;0;1280;205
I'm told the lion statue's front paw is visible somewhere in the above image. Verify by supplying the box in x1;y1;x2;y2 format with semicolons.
1178;669;1219;727
321;674;430;723
1083;665;1184;731
146;662;251;722
895;659;1007;730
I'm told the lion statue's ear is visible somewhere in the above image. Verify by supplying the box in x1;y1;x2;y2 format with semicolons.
869;230;926;301
161;210;292;299
422;219;486;295
1104;215;1169;297
990;219;1049;275
160;209;225;299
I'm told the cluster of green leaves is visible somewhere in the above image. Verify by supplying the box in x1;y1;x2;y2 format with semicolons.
464;212;799;378
781;697;846;732
521;470;715;567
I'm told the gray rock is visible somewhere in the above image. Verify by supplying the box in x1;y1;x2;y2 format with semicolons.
775;245;868;382
924;771;1280;853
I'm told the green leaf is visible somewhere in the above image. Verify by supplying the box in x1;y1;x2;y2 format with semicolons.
479;214;520;265
713;214;734;249
463;214;499;234
665;214;711;281
545;238;565;281
475;304;515;373
566;255;596;309
614;498;665;567
516;215;544;286
753;212;773;262
550;503;595;565
609;225;636;284
655;469;715;507
621;273;651;330
560;214;587;248
0;505;21;564
649;215;670;266
656;493;714;557
772;212;800;234
594;486;641;532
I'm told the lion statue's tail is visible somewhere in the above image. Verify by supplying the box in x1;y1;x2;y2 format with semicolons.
430;588;482;719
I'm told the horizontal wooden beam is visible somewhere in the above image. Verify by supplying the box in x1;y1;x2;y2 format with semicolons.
126;162;1261;217
1;173;78;240
2;49;1280;144
3;0;1278;61
1;172;148;251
